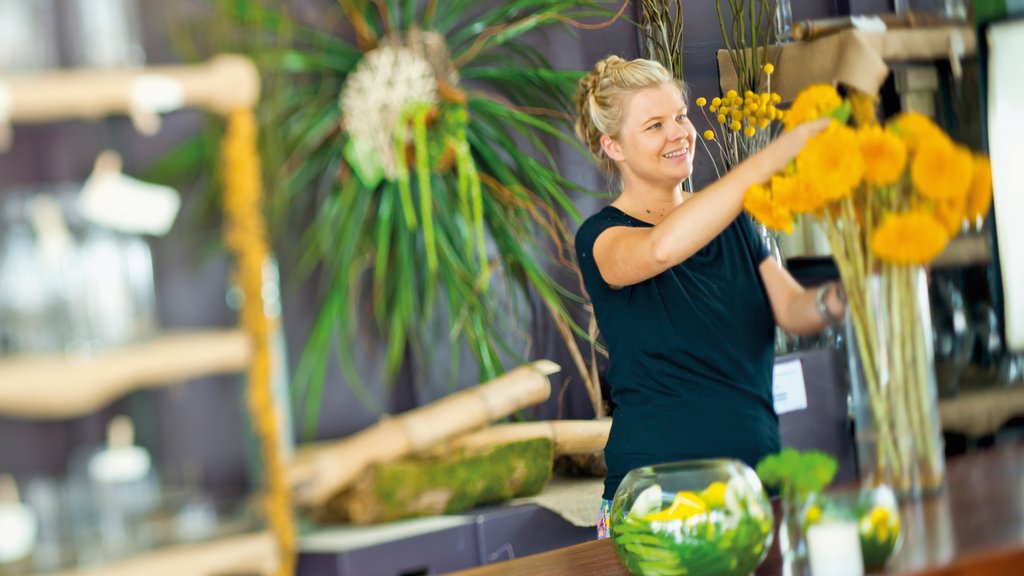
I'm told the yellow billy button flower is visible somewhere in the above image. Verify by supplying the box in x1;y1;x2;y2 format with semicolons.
763;63;775;75
712;97;722;107
717;113;727;125
758;118;770;130
784;83;842;130
912;139;973;202
730;120;742;132
703;129;715;141
744;126;756;137
696;97;707;107
870;210;949;265
858;125;907;187
726;89;738;99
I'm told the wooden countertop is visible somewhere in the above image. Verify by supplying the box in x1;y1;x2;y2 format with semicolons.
452;442;1024;575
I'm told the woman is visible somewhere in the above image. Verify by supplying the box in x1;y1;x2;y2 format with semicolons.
573;56;845;538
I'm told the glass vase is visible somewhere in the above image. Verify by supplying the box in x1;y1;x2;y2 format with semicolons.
778;494;807;576
610;459;773;576
846;266;945;499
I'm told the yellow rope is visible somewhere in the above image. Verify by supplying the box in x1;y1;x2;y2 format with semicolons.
221;109;296;576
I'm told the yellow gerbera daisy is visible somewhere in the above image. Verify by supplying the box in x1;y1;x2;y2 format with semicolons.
744;183;793;233
858;125;907;187
967;155;993;222
870;211;949;265
784;84;842;130
933;196;967;235
772;174;828;214
911;139;973;202
888;112;948;152
796;123;864;201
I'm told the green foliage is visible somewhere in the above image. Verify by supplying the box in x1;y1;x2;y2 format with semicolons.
755;448;838;501
162;0;618;436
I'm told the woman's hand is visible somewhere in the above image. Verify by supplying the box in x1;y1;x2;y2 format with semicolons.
748;118;832;182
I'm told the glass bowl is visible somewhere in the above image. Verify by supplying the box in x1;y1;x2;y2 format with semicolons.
609;459;774;576
804;485;902;572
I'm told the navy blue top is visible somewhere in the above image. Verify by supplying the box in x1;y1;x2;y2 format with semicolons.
575;206;779;500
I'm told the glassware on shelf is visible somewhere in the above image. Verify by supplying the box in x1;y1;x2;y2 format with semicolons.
930;275;971;398
67;0;145;68
773;0;793;42
0;185;159;357
0;0;58;71
610;459;773;576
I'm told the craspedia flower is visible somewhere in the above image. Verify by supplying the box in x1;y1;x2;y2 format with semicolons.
340;42;439;179
703;130;715;141
858;125;907;187
744;183;793;233
911;139;973;202
888;112;947;152
763;63;775;75
966;155;993;223
784;84;842;130
696;97;707;107
717;113;727;125
712;97;722;107
870;211;949;265
730;120;742;131
744;126;756;137
796;123;864;201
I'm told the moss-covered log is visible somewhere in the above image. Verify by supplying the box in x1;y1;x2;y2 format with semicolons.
318;437;553;524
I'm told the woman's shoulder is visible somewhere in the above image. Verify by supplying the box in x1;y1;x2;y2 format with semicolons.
577;205;644;241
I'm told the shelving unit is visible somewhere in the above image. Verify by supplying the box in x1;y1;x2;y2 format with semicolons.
0;330;251;419
1;55;286;575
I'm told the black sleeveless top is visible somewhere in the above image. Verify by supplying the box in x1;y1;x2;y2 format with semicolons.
575;206;779;500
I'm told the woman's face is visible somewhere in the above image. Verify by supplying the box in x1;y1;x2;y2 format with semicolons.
602;83;696;188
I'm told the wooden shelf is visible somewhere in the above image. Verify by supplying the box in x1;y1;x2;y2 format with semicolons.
47;530;274;576
0;329;251;420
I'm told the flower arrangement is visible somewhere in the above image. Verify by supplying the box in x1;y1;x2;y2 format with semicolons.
612;476;772;576
745;83;994;496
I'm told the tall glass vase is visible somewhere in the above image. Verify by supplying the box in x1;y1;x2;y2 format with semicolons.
846;266;945;498
754;221;791;353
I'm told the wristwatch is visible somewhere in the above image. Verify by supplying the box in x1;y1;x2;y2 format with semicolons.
815;282;844;326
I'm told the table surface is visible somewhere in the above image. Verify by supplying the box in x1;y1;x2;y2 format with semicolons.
451;442;1024;576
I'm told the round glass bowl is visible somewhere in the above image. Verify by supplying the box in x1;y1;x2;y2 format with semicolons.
804;485;902;572
610;459;774;576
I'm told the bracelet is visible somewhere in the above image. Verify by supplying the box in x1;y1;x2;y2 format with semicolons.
815;282;843;326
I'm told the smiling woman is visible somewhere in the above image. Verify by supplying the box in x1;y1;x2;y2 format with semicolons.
570;56;842;539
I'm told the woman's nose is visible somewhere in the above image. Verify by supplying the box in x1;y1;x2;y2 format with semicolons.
669;122;688;142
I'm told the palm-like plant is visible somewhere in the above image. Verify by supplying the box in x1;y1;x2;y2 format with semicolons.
167;0;623;433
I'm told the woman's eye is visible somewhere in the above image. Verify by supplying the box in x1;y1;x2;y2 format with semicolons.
676;114;688;122
647;122;662;130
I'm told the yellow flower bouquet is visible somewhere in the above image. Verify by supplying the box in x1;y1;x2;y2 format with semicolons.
746;83;993;496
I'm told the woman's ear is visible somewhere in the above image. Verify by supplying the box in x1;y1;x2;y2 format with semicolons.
600;134;624;162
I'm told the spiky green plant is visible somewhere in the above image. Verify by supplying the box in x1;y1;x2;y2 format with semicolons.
159;0;624;434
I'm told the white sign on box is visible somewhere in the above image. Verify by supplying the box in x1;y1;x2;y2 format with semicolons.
773;359;807;415
78;150;180;236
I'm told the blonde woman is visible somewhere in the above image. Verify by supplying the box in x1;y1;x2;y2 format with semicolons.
574;56;843;538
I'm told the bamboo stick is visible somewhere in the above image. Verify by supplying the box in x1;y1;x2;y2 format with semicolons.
289;360;558;508
442;419;611;456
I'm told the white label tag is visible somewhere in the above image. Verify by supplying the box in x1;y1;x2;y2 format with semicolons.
130;74;186;113
773;359;808;415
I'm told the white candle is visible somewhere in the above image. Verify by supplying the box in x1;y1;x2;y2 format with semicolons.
807;520;865;576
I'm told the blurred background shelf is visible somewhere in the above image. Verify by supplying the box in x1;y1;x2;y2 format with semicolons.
0;329;251;420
